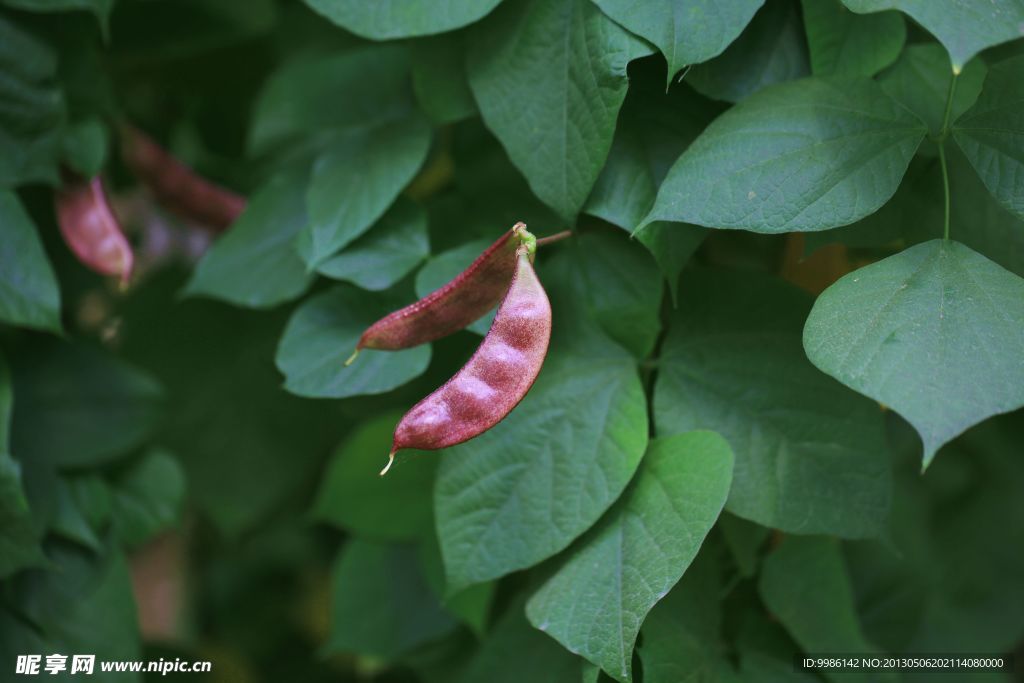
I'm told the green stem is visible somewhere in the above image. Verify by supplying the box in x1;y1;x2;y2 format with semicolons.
938;143;951;241
936;69;959;241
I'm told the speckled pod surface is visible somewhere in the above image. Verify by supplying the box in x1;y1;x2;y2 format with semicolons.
391;248;551;456
121;125;246;231
357;224;526;351
55;175;133;284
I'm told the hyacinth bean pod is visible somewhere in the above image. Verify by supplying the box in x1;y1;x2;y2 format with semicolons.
120;125;246;231
383;246;551;474
346;222;534;365
55;174;133;285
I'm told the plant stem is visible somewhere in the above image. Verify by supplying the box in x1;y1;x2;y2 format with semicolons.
938;143;951;241
536;230;573;247
937;69;959;241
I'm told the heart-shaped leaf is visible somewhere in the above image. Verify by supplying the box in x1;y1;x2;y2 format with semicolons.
803;239;1024;467
526;432;733;682
642;77;926;233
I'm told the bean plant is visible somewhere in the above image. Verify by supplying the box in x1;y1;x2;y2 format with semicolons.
1;0;1022;682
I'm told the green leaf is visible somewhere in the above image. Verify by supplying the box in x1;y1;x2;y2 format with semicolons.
436;347;648;591
0;13;64;188
317;197;429;292
326;539;457;660
655;268;891;537
879;44;986;137
1;0;115;37
0;191;61;333
687;0;810;103
758;537;885;682
276;285;431;398
415;238;495;336
303;0;503;39
585;69;722;231
61;117;108;177
0;454;45;578
634;222;707;305
185;171;314;308
467;0;650;220
803;239;1024;466
953;55;1024;221
51;476;103;551
592;0;764;82
248;45;413;156
13;542;142;673
458;595;581;683
312;412;436;541
840;0;1024;71
638;549;740;683
11;343;163;467
412;35;477;125
436;255;649;590
573;232;663;358
109;449;186;547
298;115;432;268
526;432;733;682
642;77;926;233
801;0;904;77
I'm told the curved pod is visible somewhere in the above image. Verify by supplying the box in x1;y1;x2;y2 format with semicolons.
55;175;133;285
385;247;551;473
349;223;532;362
121;125;246;231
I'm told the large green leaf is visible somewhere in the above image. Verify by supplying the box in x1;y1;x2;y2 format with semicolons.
467;0;650;221
312;412;436;541
326;539;457;660
591;0;764;82
13;542;141;676
803;239;1024;467
303;0;503;39
0;191;61;333
247;45;413;156
655;269;891;537
526;432;733;682
436;254;648;591
0;13;64;188
458;595;581;683
317;197;429;292
801;0;904;77
953;55;1024;221
758;536;886;683
436;347;648;591
275;285;431;399
841;0;1024;71
642;77;926;233
11;343;163;468
184;171;313;308
879;44;986;138
687;0;809;104
298;115;431;268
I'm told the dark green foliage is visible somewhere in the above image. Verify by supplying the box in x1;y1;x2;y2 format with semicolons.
1;1;1022;681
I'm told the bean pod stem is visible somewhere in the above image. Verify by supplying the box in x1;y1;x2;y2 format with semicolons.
382;244;551;475
55;173;133;285
346;222;535;366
